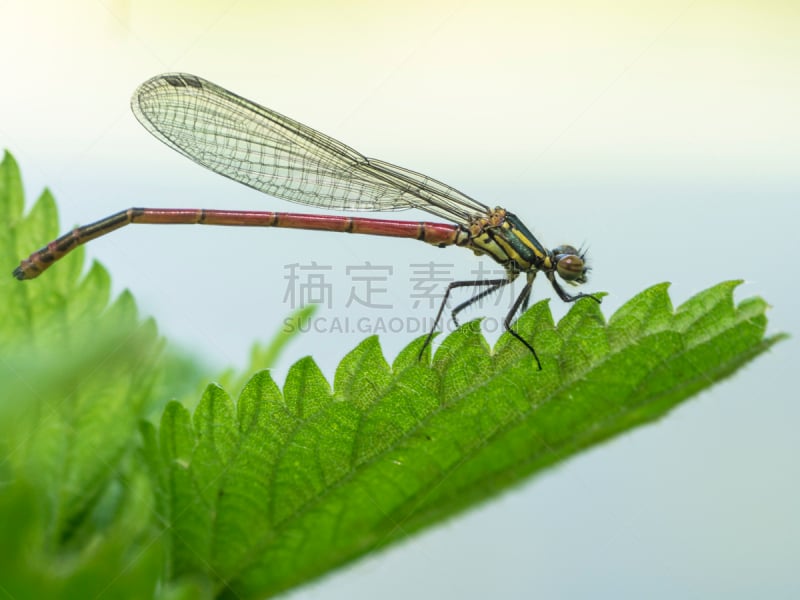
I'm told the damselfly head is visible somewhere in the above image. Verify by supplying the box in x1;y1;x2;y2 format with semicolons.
552;245;589;285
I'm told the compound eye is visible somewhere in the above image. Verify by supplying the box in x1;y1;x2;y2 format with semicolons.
556;253;586;282
551;245;579;256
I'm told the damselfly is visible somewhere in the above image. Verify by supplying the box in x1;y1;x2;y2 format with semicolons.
14;73;600;368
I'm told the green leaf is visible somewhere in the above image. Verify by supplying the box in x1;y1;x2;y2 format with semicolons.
0;150;24;225
150;281;783;599
0;468;164;600
0;150;175;598
1;150;785;599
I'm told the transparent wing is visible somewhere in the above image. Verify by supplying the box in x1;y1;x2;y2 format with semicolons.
131;73;489;223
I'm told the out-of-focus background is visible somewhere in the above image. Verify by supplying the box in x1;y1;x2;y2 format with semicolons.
1;1;797;598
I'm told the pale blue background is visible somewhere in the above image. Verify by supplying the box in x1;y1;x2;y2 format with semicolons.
1;2;797;598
